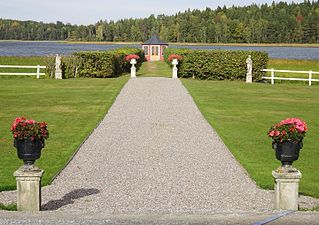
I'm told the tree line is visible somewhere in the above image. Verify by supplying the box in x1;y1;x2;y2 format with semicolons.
0;1;318;43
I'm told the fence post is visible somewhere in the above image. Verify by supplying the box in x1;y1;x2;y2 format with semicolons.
36;65;40;79
309;71;312;86
271;68;275;85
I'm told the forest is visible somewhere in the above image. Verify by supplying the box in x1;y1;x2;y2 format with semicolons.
0;1;318;43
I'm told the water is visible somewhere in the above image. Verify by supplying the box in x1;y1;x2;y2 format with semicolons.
0;41;134;56
0;41;318;60
171;45;319;60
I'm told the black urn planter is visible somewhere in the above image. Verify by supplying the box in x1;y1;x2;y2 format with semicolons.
14;138;44;166
272;141;303;167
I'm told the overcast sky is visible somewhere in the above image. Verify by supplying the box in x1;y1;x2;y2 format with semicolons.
0;0;304;25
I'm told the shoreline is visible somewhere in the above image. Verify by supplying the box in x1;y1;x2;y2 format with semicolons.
0;40;319;48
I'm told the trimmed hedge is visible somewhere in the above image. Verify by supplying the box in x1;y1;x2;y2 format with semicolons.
164;48;268;81
73;51;115;78
46;47;145;79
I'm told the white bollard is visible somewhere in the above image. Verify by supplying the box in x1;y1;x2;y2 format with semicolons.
130;59;137;78
172;59;178;79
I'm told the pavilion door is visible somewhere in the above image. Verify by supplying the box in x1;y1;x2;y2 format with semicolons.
151;45;160;61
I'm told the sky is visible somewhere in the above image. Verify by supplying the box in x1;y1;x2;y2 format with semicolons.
0;0;304;25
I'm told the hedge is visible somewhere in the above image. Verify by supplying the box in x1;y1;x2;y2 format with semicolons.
46;47;145;79
164;48;268;81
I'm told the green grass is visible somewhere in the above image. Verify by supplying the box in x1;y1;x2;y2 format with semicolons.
0;76;128;192
300;204;319;211
0;56;49;78
267;59;319;82
0;203;17;211
182;79;319;198
137;61;171;78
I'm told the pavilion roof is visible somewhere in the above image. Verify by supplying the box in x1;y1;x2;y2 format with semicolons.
143;35;168;45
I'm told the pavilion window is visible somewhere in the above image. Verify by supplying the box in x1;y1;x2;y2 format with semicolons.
143;46;149;56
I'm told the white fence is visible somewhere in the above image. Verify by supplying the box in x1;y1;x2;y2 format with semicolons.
262;69;319;86
0;65;46;79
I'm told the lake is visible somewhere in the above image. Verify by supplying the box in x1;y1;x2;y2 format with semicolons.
0;41;318;60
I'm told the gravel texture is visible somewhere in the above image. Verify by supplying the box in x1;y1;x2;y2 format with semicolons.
2;211;317;225
1;77;318;214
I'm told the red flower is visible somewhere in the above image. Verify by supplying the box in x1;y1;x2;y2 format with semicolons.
124;54;140;62
11;117;49;141
268;118;307;143
168;54;182;62
26;119;35;125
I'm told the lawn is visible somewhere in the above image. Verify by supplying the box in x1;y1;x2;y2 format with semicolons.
0;76;128;191
137;61;171;78
182;79;319;198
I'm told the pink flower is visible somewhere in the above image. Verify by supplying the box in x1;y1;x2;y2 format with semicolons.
268;118;307;142
274;130;280;136
268;130;275;137
11;122;17;131
168;54;182;62
11;117;49;141
125;54;140;62
26;119;35;125
296;125;305;132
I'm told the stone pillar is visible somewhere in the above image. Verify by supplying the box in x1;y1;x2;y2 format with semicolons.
55;54;62;79
130;59;136;78
246;55;252;83
172;59;178;79
14;168;44;211
272;170;302;210
246;73;252;83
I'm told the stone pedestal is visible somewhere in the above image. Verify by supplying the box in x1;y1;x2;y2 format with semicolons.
172;59;178;79
130;59;137;78
55;70;62;79
246;55;252;83
55;54;62;79
172;66;178;79
14;168;44;211
131;66;136;78
246;73;252;83
272;170;302;210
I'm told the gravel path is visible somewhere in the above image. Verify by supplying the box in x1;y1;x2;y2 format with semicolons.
1;77;317;213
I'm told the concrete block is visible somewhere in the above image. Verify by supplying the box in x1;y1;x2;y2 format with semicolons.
14;168;44;211
273;170;302;210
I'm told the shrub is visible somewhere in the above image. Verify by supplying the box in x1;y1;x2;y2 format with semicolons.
164;48;268;81
111;47;144;75
73;51;115;78
43;56;55;78
61;55;83;79
45;48;145;79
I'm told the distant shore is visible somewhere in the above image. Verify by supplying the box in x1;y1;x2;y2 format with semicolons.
63;41;319;48
1;40;319;48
